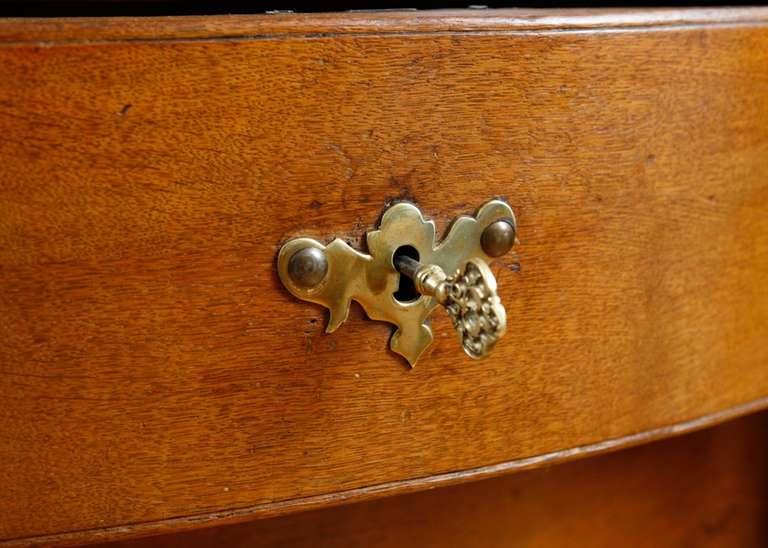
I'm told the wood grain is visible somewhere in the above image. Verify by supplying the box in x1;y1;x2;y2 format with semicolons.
1;8;768;543
5;400;767;548
0;7;767;43
93;410;768;548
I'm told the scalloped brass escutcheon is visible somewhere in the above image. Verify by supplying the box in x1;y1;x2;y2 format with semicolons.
277;199;517;367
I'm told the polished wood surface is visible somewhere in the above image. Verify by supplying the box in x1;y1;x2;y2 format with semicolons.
97;411;768;548
2;7;768;42
2;7;768;544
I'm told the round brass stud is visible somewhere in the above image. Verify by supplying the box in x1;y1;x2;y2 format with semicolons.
481;219;516;257
288;246;328;288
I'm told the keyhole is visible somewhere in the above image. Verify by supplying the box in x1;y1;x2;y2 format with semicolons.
392;245;421;303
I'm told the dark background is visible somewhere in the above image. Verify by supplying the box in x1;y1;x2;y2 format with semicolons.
1;0;766;18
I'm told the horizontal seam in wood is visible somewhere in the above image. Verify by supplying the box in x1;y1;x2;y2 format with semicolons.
5;395;768;546
1;20;768;47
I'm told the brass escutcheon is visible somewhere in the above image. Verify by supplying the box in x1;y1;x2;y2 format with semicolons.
278;199;518;367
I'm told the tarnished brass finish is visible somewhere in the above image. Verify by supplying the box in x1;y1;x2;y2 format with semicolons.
287;247;328;288
481;219;516;257
395;256;506;359
277;199;517;366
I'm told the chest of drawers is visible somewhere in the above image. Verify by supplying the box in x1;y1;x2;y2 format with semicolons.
1;6;767;546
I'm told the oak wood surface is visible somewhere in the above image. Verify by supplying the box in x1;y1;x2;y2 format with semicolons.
95;410;768;548
1;7;768;544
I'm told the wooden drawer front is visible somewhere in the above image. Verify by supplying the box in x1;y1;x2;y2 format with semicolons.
92;412;768;548
1;8;768;544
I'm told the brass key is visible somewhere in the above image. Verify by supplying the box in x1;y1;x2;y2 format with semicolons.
394;255;507;359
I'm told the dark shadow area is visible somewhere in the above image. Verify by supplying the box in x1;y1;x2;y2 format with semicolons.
0;0;764;17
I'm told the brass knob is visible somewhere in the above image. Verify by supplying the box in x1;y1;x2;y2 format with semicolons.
394;255;506;359
287;246;328;288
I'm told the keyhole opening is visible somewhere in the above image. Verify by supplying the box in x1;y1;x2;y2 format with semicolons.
392;245;421;303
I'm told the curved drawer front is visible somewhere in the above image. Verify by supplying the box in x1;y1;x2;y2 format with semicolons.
1;8;768;544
